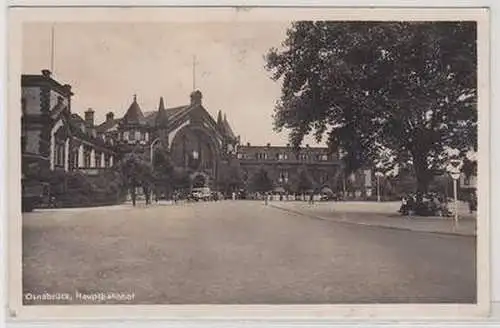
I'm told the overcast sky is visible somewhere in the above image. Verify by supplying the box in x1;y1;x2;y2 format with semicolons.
22;22;324;147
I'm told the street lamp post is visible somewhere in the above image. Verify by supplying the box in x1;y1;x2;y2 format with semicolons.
375;171;384;202
447;159;462;226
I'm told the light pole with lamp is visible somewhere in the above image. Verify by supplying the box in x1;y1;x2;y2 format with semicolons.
375;171;384;202
447;158;463;226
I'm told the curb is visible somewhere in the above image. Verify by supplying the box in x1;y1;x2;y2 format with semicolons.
269;204;475;238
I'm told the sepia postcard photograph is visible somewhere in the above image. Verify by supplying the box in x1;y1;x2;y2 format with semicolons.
6;6;490;320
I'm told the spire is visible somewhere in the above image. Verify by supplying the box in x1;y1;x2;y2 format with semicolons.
158;97;166;111
156;96;168;127
221;113;236;139
217;110;223;125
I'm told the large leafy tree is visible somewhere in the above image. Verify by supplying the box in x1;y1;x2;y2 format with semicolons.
116;153;153;199
152;148;174;195
249;167;274;193
290;167;316;193
220;166;244;194
265;21;477;194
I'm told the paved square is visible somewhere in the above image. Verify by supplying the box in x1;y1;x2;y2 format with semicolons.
22;201;476;304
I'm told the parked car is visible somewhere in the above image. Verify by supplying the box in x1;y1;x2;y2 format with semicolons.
399;192;451;217
191;187;212;201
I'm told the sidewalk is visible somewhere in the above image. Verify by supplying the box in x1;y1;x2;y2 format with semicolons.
269;201;476;237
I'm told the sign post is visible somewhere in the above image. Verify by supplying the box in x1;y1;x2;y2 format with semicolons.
375;172;384;203
448;159;462;227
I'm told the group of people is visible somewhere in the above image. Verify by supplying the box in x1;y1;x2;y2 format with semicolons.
399;192;451;217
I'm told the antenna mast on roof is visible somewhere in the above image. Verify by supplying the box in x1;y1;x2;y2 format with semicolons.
50;24;55;74
192;55;197;91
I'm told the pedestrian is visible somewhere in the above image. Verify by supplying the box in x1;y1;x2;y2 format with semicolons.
264;192;269;205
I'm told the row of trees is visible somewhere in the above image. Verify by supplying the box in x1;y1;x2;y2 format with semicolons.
115;149;192;205
265;21;477;200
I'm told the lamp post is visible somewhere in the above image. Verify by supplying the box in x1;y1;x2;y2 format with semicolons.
447;158;463;226
375;171;384;202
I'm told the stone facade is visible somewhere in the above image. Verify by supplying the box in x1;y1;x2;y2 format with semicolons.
21;70;116;179
21;69;373;196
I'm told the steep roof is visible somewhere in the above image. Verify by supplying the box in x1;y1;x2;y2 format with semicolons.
67;113;112;148
96;118;121;133
222;114;236;139
122;95;146;125
143;105;190;126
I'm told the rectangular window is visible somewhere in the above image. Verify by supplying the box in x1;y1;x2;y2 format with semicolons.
84;149;91;167
105;154;110;167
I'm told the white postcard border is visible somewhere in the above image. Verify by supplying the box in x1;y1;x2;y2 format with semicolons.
6;6;491;320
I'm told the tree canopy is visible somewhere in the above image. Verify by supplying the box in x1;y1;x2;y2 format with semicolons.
265;21;477;193
249;167;274;193
116;152;153;188
289;167;316;193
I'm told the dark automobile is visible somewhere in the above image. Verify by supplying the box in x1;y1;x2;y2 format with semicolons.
399;192;451;217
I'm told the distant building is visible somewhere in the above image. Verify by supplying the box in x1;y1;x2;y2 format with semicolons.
21;70;373;196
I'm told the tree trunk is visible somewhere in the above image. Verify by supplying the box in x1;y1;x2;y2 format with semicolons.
131;185;136;207
412;150;433;214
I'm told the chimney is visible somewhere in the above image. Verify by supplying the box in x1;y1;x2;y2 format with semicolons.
247;142;251;147
190;90;202;106
266;143;271;147
306;144;310;148
85;108;95;127
41;69;52;78
106;112;114;122
286;143;290;147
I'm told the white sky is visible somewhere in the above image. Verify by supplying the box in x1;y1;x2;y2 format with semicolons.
22;22;324;147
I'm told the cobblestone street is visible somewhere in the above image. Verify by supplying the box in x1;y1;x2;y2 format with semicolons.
22;201;476;304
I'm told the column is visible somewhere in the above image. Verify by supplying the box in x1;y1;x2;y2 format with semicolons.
101;152;105;168
90;148;96;168
110;155;114;167
50;134;55;171
64;138;70;171
78;144;84;168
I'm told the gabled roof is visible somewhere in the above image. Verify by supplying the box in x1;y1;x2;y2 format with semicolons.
96;118;121;133
67;113;113;148
143;105;190;127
